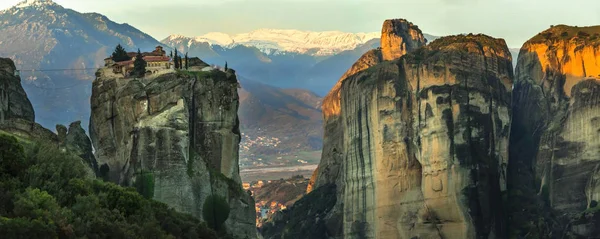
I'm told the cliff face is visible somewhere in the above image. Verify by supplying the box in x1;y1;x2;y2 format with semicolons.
293;19;514;239
0;57;58;141
0;57;34;124
334;34;513;238
89;67;255;238
509;25;600;237
315;19;427;189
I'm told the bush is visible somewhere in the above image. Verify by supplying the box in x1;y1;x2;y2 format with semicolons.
202;194;230;232
0;133;220;239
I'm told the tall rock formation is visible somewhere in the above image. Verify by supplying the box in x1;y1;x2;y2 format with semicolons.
89;63;255;238
282;20;514;239
0;57;34;123
315;19;427;189
0;57;58;141
508;25;600;238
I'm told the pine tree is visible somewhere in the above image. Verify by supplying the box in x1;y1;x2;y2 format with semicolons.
170;50;173;59
111;44;129;62
184;53;189;70
179;57;183;70
132;49;146;78
174;49;179;69
225;61;228;71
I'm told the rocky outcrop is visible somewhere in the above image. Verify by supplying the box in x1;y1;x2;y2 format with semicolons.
89;68;255;238
0;57;34;124
271;18;514;238
381;19;427;61
0;58;58;141
508;25;600;238
316;18;427;189
57;121;99;175
333;34;513;238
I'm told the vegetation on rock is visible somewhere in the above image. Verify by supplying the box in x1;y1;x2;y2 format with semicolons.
0;134;221;239
111;44;130;62
132;49;147;78
202;195;230;232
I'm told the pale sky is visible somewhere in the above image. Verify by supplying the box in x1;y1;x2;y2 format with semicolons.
1;0;599;47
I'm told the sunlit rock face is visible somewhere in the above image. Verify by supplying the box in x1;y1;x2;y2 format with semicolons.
89;67;255;238
509;25;600;237
302;19;427;238
316;18;426;193
338;34;513;238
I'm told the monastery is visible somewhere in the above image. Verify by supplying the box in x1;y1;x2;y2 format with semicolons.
103;46;174;77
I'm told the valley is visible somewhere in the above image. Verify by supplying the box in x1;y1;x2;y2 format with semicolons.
1;0;598;239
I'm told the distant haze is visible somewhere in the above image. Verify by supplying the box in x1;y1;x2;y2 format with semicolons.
1;0;599;47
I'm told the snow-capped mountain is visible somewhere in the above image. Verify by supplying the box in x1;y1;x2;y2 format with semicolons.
165;29;380;56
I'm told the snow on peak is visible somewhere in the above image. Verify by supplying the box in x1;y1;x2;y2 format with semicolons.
15;0;56;8
168;29;380;56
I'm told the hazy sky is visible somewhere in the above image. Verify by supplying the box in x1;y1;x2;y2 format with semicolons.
1;0;599;47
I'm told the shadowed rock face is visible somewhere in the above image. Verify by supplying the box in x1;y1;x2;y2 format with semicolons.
336;34;512;238
89;69;255;238
0;58;34;124
296;18;513;238
0;58;58;141
509;25;600;238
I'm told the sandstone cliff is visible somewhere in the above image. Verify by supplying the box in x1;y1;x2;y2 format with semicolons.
0;57;97;176
283;18;514;238
0;58;34;124
89;65;255;238
314;19;427;190
0;57;58;141
508;25;600;238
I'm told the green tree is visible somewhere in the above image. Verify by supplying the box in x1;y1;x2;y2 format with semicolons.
111;44;130;62
0;135;26;178
174;49;179;69
184;53;189;70
202;194;230;232
224;62;228;71
132;49;147;78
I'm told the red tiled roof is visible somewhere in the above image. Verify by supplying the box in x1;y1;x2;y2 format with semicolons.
143;56;170;62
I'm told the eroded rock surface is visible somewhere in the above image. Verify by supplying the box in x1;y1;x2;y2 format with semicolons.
272;19;514;238
334;34;512;238
508;25;600;238
0;57;34;124
89;68;255;239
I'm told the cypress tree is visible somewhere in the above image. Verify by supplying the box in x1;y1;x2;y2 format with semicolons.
132;49;146;78
225;61;228;71
111;44;129;62
179;57;183;70
174;49;179;69
184;53;189;70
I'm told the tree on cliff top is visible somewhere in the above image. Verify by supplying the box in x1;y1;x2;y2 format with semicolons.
132;49;146;78
111;44;129;62
174;49;179;69
184;53;189;70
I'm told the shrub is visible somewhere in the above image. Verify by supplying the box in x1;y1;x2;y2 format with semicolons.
134;170;155;199
202;194;230;232
0;133;221;239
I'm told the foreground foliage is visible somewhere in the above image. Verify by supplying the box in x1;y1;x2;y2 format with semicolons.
0;134;218;239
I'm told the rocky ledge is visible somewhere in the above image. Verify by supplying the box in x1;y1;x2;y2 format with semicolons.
89;61;255;238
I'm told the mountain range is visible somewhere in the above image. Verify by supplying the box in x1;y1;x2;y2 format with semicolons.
0;0;511;169
0;0;381;165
